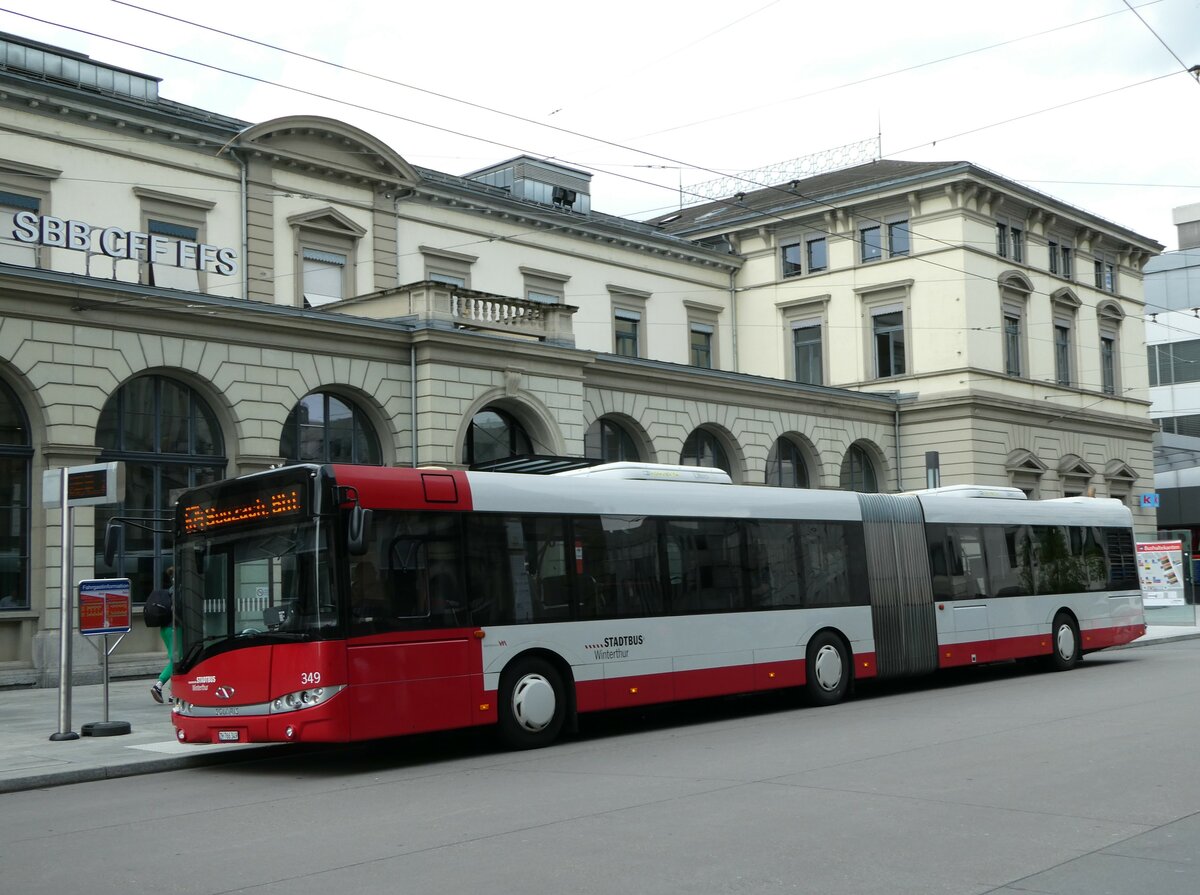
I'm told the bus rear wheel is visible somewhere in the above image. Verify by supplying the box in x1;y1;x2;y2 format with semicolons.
1048;612;1081;671
805;631;850;706
498;656;566;749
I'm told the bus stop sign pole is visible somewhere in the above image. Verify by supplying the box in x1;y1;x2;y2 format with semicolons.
44;462;125;742
49;468;77;741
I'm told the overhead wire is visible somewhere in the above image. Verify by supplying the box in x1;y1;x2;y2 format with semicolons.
0;4;1181;312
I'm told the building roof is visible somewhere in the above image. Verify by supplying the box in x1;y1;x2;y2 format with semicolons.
649;160;957;234
649;158;1163;251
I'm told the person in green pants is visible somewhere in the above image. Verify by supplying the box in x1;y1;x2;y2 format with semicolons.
148;567;174;704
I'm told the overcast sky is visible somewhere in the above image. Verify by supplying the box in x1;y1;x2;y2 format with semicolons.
3;0;1198;250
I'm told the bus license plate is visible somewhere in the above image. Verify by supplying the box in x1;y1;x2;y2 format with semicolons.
218;730;240;742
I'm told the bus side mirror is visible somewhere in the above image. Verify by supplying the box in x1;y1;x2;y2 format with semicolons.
103;521;122;567
348;506;373;556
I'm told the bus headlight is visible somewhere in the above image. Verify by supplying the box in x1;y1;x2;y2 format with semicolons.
270;685;343;714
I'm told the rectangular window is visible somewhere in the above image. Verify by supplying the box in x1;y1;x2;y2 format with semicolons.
807;237;827;272
1010;227;1023;263
690;324;713;369
0;190;40;266
1093;257;1116;293
888;220;910;257
792;323;823;385
614;311;640;358
147;218;201;291
302;248;347;307
1100;335;1116;394
1061;246;1072;279
1055;324;1071;386
527;291;559;304
1004;313;1022;376
1048;240;1059;275
873;309;905;378
860;225;882;262
782;242;803;277
429;272;465;287
996;222;1009;258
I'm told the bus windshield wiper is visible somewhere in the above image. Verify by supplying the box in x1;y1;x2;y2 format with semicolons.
180;634;226;668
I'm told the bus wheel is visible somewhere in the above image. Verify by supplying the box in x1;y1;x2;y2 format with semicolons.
805;632;850;706
1048;612;1081;671
498;657;566;749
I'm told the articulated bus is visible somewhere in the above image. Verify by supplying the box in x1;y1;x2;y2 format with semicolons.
167;462;1144;748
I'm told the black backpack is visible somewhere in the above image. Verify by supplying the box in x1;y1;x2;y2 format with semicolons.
144;587;174;627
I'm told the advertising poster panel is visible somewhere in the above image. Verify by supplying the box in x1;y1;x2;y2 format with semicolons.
1137;542;1187;607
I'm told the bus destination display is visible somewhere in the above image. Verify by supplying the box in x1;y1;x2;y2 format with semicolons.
182;488;303;533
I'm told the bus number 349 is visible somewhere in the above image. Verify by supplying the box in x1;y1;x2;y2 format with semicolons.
301;672;321;685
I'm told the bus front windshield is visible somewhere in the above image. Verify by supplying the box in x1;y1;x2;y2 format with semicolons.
174;520;339;673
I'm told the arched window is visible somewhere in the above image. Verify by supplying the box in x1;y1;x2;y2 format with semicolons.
281;392;381;464
584;417;640;463
463;407;532;467
95;375;226;602
839;443;878;492
0;380;31;610
681;429;730;474
766;437;809;488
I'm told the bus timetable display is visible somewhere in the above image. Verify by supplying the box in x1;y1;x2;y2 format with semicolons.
182;487;303;533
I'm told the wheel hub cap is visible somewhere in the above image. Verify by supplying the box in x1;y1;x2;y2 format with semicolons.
512;673;556;732
814;645;843;691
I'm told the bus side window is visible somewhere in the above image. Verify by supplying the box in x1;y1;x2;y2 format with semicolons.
947;526;987;599
927;524;953;601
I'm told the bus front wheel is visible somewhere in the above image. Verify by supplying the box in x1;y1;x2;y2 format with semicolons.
498;656;566;749
1048;612;1081;671
805;631;850;706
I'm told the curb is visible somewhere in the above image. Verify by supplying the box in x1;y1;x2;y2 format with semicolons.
1110;631;1200;650
0;743;297;795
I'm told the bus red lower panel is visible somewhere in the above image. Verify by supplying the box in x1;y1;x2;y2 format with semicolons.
1083;622;1145;650
346;636;477;739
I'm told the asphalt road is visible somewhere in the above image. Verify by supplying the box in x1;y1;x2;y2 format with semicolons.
4;640;1200;895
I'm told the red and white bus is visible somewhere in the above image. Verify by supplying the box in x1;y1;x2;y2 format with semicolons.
167;462;1144;748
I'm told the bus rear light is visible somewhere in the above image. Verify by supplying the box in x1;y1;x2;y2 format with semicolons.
473;629;486;639
479;703;490;711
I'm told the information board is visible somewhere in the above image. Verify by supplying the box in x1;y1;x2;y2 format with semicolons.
78;579;132;636
1136;542;1187;607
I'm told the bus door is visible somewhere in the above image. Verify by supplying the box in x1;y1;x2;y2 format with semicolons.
857;494;939;678
345;515;474;740
943;525;993;665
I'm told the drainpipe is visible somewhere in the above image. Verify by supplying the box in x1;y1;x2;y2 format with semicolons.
729;267;738;372
230;148;249;301
215;129;250;301
396;189;419;468
410;340;418;468
894;397;902;492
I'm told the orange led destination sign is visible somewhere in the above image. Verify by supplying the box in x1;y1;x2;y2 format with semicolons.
183;489;302;533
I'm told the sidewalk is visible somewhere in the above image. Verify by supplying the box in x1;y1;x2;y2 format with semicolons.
2;625;1198;795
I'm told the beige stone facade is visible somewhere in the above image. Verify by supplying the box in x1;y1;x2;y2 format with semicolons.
0;34;1161;684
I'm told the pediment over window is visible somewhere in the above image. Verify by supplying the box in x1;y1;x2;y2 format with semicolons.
1058;453;1095;478
287;207;367;238
1050;287;1081;309
1005;449;1047;474
240;116;420;187
1097;300;1125;321
998;271;1034;294
1103;459;1138;482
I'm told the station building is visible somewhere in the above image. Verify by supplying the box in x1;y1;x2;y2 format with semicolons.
0;32;1162;684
